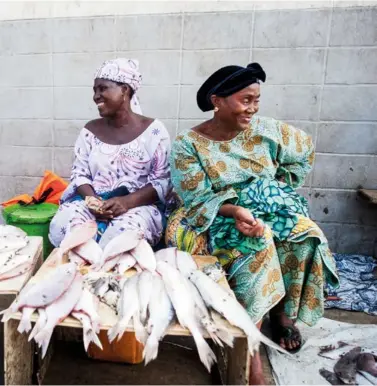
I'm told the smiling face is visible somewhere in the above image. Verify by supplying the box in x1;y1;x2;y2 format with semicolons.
93;78;132;118
212;83;261;130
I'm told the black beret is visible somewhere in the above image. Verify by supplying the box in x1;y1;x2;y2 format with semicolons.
196;63;266;112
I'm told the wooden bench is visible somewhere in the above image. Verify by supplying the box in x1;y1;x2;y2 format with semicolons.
8;249;251;385
0;236;43;385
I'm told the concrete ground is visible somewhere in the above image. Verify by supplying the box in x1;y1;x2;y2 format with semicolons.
43;309;377;385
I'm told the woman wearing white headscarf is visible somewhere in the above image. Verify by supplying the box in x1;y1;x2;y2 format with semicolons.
49;58;172;248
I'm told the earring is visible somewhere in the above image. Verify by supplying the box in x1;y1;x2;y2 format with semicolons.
214;107;219;112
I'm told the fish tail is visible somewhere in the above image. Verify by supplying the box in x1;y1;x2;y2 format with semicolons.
108;318;128;343
28;320;42;342
91;331;103;350
250;334;291;357
193;333;217;372
83;330;91;351
215;327;234;348
17;317;32;334
133;315;148;345
143;335;159;365
35;328;54;359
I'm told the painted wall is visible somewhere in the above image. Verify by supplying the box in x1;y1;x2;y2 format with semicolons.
0;2;376;254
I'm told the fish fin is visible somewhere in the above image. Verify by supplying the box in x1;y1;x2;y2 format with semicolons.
251;334;292;357
108;319;127;343
1;308;13;323
83;330;90;351
35;328;54;359
193;334;217;372
17;317;32;334
91;331;103;350
215;327;234;348
28;322;39;342
143;336;159;365
133;315;148;345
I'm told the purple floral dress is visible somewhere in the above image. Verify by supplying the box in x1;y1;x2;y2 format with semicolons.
49;119;172;248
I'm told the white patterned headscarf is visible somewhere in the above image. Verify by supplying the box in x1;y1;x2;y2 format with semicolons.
94;58;142;114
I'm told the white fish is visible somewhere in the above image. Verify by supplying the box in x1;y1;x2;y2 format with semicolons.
0;225;26;238
130;239;156;272
71;311;103;351
116;252;136;274
188;269;289;356
58;221;98;262
0;260;32;281
101;255;121;273
108;274;139;343
156;262;217;372
1;262;77;321
0;251;16;261
99;230;143;269
34;274;83;358
28;308;47;342
137;271;155;325
17;306;36;334
0;253;32;275
0;235;28;254
184;276;233;348
73;287;100;333
144;275;175;365
68;250;86;267
133;306;148;345
73;238;102;266
175;250;198;277
154;247;178;269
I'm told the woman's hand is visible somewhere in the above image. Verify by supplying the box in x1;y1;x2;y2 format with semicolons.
101;196;131;217
233;207;265;238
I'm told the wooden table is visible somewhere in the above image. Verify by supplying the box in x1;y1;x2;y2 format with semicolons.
0;236;43;386
9;249;250;385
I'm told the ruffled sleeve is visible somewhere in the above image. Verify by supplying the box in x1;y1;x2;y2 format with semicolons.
70;129;93;188
276;121;315;188
147;122;172;204
170;134;238;234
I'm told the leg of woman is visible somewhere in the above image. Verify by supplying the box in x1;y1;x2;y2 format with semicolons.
269;216;338;351
98;205;164;248
248;320;266;385
49;201;96;247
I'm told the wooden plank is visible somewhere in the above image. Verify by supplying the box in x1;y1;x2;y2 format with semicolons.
11;249;245;338
4;318;34;385
0;237;43;296
0;237;43;385
225;337;250;385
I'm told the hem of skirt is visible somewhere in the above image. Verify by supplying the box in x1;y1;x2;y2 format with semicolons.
252;291;286;326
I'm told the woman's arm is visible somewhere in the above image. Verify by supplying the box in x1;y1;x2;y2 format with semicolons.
276;122;315;188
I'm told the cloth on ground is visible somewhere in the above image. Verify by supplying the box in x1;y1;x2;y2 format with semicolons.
266;317;377;385
325;254;377;316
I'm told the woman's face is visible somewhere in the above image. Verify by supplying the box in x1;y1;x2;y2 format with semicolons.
93;79;129;118
215;83;261;130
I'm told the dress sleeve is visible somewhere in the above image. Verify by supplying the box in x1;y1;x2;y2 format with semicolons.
70;129;93;188
276;121;315;188
147;124;172;204
170;135;238;234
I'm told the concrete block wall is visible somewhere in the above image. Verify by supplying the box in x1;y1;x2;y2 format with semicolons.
0;5;376;255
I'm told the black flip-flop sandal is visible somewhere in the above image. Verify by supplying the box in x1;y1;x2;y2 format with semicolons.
271;324;303;354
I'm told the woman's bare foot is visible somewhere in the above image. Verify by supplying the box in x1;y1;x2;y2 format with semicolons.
270;302;302;352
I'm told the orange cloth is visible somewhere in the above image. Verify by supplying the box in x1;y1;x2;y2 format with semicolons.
1;170;68;207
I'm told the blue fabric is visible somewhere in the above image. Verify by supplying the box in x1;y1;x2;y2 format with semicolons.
325;253;377;316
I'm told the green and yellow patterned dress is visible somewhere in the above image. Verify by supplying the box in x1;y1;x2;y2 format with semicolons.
166;115;339;326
